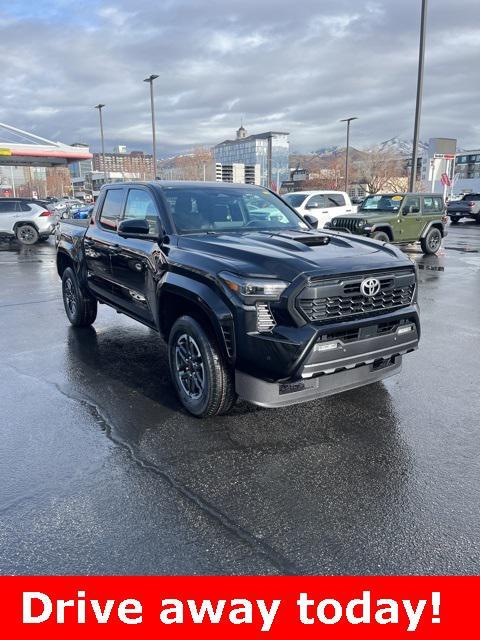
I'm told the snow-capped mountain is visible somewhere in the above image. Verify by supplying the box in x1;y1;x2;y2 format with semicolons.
377;137;429;156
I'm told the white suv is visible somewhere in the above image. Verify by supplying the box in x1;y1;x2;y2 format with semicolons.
283;190;356;228
0;199;58;245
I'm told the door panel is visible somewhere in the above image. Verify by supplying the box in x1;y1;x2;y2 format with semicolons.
109;187;165;323
0;205;18;233
84;188;125;301
398;196;422;241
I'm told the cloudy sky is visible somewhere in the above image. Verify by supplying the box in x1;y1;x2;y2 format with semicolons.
1;0;479;155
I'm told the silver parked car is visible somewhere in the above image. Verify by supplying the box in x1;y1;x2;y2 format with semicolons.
0;198;59;245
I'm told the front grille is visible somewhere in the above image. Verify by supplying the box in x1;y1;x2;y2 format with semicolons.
323;328;360;343
376;320;400;335
299;286;414;322
331;217;363;233
296;270;416;324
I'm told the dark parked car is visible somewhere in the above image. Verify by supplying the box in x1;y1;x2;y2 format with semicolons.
56;181;420;417
447;194;480;224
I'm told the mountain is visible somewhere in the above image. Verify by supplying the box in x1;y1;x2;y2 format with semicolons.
312;145;341;156
377;137;429;156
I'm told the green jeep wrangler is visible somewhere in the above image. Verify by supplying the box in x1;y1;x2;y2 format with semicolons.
327;193;447;255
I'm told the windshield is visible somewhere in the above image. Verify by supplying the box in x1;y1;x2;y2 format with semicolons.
283;193;308;208
360;194;404;212
163;186;309;234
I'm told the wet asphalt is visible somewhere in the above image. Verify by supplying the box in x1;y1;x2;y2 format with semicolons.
0;223;479;576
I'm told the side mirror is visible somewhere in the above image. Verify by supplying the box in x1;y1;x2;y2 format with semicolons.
118;218;150;237
304;214;319;229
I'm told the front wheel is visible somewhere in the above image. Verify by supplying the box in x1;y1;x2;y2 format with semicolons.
373;231;390;243
168;316;236;418
420;227;442;254
16;224;39;245
62;267;97;326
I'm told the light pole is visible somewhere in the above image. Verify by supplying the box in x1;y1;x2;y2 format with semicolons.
94;104;107;183
144;74;159;179
340;116;358;194
409;0;428;192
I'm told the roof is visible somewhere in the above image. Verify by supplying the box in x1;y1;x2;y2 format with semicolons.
215;131;289;148
0;122;92;167
101;180;266;190
286;190;347;196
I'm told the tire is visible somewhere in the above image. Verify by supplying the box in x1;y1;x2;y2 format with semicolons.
420;227;442;255
450;217;459;224
62;267;97;327
168;316;236;418
373;231;390;243
475;216;480;225
16;224;39;245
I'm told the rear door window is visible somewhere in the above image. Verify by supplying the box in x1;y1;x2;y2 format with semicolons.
326;193;345;207
0;201;15;213
98;189;125;230
423;196;444;214
402;196;421;214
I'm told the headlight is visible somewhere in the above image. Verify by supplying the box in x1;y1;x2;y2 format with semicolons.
219;271;289;302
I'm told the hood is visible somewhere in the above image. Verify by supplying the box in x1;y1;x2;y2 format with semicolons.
176;229;410;282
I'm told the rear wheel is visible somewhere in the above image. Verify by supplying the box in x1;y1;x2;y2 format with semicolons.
168;316;236;418
450;217;459;224
16;224;39;245
373;231;390;243
475;216;480;224
420;227;442;254
62;267;97;326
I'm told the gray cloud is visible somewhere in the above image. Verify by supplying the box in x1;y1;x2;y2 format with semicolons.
1;0;479;154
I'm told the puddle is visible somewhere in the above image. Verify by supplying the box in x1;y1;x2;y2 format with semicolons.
445;246;479;253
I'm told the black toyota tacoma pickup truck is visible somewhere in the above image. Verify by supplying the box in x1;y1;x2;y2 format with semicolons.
56;181;420;417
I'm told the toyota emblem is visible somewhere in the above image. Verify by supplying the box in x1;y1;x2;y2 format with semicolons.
360;277;381;297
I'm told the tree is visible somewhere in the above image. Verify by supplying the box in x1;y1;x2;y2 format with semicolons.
170;147;214;181
352;150;405;194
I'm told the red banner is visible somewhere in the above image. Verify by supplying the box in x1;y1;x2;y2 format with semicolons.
0;576;478;638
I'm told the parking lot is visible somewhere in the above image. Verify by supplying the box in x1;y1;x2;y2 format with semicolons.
0;223;479;576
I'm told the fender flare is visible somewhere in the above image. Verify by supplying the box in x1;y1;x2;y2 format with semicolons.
421;220;445;238
13;220;40;233
157;272;235;362
369;223;394;240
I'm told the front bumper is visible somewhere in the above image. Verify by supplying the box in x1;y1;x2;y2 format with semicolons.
236;353;403;408
234;315;419;408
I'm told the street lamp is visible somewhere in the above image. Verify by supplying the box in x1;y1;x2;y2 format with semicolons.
94;104;107;183
340;116;358;194
409;0;428;192
144;74;159;179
